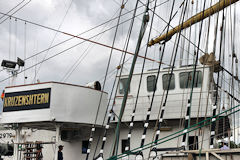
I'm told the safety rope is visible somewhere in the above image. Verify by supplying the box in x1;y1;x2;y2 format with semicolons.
153;0;189;149
85;2;126;159
210;0;226;149
137;0;180;153
123;0;158;155
112;0;150;156
181;0;208;149
109;104;240;159
195;0;213;151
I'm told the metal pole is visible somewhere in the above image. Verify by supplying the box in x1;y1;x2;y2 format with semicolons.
14;125;21;160
112;1;149;156
54;124;60;160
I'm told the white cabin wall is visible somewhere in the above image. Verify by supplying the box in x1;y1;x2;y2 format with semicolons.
1;82;108;125
114;66;213;122
0;123;211;160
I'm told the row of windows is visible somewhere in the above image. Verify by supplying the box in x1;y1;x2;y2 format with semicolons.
119;71;203;94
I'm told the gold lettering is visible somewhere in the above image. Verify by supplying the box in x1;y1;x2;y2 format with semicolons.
3;91;50;108
18;96;22;106
7;97;11;107
41;94;44;104
22;96;25;105
34;94;37;104
8;97;11;107
44;93;49;103
3;98;7;107
29;95;33;105
25;95;29;105
12;97;16;106
37;94;41;104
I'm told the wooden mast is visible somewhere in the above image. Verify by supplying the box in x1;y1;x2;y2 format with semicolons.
148;0;239;46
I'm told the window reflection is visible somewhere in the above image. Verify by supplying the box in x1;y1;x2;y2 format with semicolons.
147;75;157;92
162;74;175;90
119;78;130;94
180;71;202;88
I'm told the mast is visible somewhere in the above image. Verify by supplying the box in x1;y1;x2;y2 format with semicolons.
148;0;239;46
112;0;150;156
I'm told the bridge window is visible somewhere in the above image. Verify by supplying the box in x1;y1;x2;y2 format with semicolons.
188;136;198;150
147;75;157;92
162;74;175;90
119;78;130;94
82;140;89;154
180;71;202;88
122;139;130;153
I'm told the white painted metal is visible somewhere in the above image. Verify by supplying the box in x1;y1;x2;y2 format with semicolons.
113;66;213;122
54;125;60;160
13;127;21;160
0;68;216;160
0;82;108;126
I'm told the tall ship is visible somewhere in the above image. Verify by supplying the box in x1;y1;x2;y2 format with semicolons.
0;0;240;160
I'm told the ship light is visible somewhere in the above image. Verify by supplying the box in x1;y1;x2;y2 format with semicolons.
1;60;17;69
1;57;25;69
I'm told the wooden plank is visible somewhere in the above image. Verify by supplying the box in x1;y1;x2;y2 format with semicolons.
211;152;224;160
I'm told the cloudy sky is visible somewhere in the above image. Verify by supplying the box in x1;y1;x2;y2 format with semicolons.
0;0;239;96
0;0;176;91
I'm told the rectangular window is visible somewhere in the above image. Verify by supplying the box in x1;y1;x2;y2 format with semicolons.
162;74;175;90
188;136;198;150
82;140;89;154
119;78;130;94
121;139;130;153
180;71;202;88
147;75;157;92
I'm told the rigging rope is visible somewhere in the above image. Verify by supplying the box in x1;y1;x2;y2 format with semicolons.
109;104;240;159
0;15;168;84
9;17;12;61
210;0;226;149
0;1;168;63
33;0;74;83
0;0;32;25
0;0;25;21
14;18;17;60
60;8;121;82
139;0;205;54
98;0;142;155
123;0;158;156
195;0;213;151
24;21;27;84
113;0;150;156
100;0;149;156
136;0;182;156
85;1;125;159
0;1;171;78
152;0;188;149
181;0;208;149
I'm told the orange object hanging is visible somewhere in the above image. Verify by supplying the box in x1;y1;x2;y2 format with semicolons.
1;90;4;101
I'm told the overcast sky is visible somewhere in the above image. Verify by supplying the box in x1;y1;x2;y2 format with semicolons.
0;0;176;91
0;0;239;97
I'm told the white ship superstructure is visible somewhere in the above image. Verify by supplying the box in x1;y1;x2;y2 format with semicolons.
0;66;235;160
